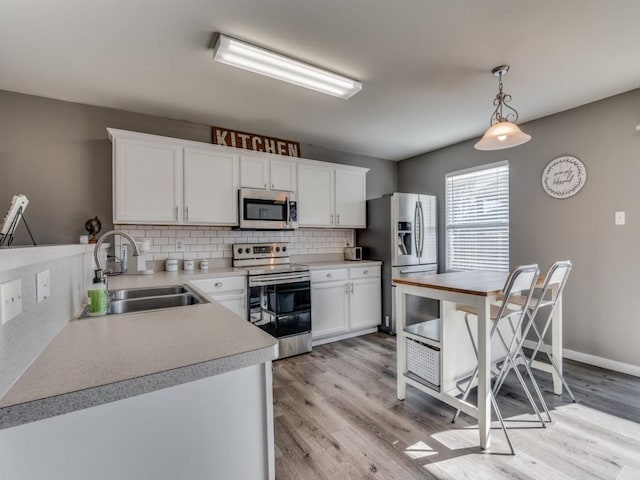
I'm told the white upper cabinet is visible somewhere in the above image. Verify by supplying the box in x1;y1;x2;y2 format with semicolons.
335;169;367;228
240;154;297;192
298;163;335;227
298;161;368;228
110;128;366;228
269;157;297;192
184;147;239;225
239;154;269;190
113;135;182;224
109;129;238;226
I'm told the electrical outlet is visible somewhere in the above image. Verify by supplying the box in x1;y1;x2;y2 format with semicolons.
0;279;22;324
615;211;626;225
36;270;50;303
175;239;184;251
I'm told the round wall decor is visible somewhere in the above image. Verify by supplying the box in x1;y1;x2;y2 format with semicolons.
541;156;587;199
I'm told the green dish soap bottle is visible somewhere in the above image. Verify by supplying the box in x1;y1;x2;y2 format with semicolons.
88;269;108;316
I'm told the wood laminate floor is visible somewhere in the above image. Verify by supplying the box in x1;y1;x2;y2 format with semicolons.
273;333;640;480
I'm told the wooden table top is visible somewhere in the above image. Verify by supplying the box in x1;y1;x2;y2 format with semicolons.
393;270;508;297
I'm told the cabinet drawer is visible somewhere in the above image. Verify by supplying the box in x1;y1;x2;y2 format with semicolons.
191;276;246;294
311;268;348;283
349;266;380;279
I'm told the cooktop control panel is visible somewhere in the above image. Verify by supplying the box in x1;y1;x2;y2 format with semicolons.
233;242;290;261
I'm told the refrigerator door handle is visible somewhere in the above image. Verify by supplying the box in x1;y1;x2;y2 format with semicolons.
415;201;423;259
414;202;420;258
418;200;425;258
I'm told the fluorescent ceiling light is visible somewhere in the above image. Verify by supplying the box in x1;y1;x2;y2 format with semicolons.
213;34;362;99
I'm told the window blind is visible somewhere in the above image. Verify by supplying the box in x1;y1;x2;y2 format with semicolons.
446;161;509;272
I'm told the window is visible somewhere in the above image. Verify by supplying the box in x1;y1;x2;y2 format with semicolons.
445;161;509;272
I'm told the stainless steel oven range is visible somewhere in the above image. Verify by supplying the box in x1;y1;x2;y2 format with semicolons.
233;242;311;359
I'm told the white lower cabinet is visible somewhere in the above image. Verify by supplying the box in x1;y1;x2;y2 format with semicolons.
311;265;381;345
189;275;247;319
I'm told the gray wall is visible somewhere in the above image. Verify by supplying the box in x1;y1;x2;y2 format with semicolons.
398;88;640;367
0;90;396;245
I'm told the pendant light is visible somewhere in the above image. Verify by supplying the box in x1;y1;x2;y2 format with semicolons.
475;65;531;151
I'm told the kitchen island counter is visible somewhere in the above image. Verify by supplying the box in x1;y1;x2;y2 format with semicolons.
0;278;277;430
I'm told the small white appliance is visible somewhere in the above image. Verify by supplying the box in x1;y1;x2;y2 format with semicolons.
344;247;363;261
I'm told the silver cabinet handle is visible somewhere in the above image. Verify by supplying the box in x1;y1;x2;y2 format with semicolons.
326;273;332;278
264;183;267;189
336;213;340;225
349;282;354;294
214;282;223;287
271;183;274;189
364;270;368;275
345;283;350;294
330;213;334;224
185;206;189;222
175;206;178;220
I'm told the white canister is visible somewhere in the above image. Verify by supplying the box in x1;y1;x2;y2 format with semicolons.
200;260;209;270
165;259;178;272
183;259;195;271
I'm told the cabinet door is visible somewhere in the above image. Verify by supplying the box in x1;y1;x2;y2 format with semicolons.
270;157;297;192
311;281;348;339
212;294;247;319
298;163;334;227
349;278;382;330
184;147;239;225
240;154;269;190
335;169;367;228
113;137;181;224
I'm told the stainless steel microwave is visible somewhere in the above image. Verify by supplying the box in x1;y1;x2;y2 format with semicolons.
238;188;298;230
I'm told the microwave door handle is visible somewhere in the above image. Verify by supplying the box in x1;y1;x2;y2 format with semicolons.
286;197;291;224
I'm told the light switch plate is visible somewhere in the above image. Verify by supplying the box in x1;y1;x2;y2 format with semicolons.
36;270;50;303
0;279;22;324
615;211;626;225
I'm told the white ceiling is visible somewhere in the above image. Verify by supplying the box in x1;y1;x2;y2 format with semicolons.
1;0;639;161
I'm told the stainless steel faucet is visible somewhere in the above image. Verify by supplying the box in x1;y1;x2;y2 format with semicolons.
93;230;142;273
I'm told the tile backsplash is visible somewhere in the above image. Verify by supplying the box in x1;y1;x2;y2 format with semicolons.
114;225;354;263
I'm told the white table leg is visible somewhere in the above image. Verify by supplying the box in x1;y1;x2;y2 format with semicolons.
477;297;491;450
395;286;407;400
552;285;563;395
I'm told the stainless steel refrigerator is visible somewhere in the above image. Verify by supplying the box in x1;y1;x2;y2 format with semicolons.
356;192;438;334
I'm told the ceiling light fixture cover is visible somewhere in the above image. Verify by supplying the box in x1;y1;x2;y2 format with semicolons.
475;65;531;150
213;34;362;99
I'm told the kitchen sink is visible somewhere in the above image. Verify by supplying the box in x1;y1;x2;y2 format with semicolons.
109;285;188;300
79;284;208;318
107;293;204;314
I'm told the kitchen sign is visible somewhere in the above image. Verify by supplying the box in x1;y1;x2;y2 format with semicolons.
541;155;587;199
212;127;301;157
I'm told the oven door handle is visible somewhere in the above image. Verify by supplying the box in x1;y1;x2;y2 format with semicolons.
249;274;310;286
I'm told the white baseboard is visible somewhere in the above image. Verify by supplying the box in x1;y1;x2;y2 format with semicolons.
312;327;378;347
522;340;640;378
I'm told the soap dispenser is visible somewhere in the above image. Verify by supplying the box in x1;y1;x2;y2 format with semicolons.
87;269;108;316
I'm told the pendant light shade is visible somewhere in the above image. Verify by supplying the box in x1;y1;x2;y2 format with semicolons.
474;65;531;151
474;121;531;150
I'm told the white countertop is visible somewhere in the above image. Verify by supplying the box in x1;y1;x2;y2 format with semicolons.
0;271;277;428
303;259;382;270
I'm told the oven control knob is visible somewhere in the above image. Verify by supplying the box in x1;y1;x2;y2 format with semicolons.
237;248;243;254
276;247;281;252
282;246;287;252
245;248;250;254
